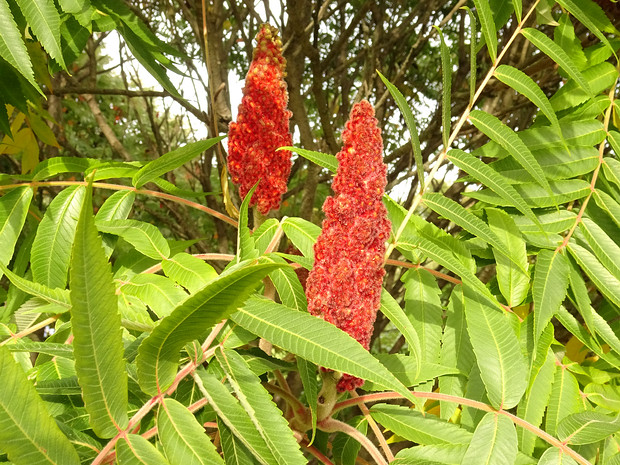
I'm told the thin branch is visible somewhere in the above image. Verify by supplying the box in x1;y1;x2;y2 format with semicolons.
0;181;238;227
319;417;389;465
333;390;592;465
349;390;394;462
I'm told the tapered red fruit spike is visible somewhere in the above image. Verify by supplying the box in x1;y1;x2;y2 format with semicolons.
305;100;391;392
227;24;292;215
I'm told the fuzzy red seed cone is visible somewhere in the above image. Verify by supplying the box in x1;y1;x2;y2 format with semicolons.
227;24;293;215
305;100;391;392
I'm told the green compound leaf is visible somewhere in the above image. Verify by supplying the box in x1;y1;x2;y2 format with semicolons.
423;193;525;273
0;0;42;94
136;260;284;395
15;0;66;70
161;252;217;294
494;65;559;128
521;28;592;95
133;137;224;188
487;208;529;307
0;186;33;280
0;260;71;308
70;183;128;438
231;296;416;404
447;149;537;225
157;398;224;465
464;287;528;410
377;71;424;186
557;411;620;445
0;345;80;465
31;157;98;181
472;0;497;62
569;242;620;309
380;288;422;374
194;371;279;465
533;250;569;343
461;412;518;465
370;404;473;445
31;185;85;289
281;216;321;259
556;0;618;55
281;146;338;173
216;348;306;465
469;110;550;193
116;434;170;465
537;447;579;465
96;219;170;260
237;183;259;263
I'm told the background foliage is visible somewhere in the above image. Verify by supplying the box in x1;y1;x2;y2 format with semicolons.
1;0;620;464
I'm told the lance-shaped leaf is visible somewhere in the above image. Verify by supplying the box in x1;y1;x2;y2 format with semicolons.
217;417;257;465
423;193;525;272
487;208;529;307
533;250;569;343
556;0;617;54
447;149;537;225
16;0;66;70
31;185;85;289
469;110;550;193
31;157;98;181
0;260;70;308
472;0;497;62
0;345;80;465
377;72;424;185
157;398;223;465
546;366;581;436
558;411;620;445
116;434;170;465
297;357;318;444
133;137;224;188
281;146;338;173
281;217;320;259
96;219;170;260
495;65;559;128
439;286;475;420
0;0;41;94
161;252;217;294
461;412;518;465
120;273;188;318
136;260;283;395
231;296;416;403
580;218;620;280
216;349;305;465
518;348;555;455
402;268;442;364
521;28;592;95
70;183;128;437
236;183;259;263
0;186;33;280
380;288;422;373
262;255;307;312
569;242;620;309
537;447;579;465
194;371;279;465
464;287;528;410
410;234;497;307
370;404;473;445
